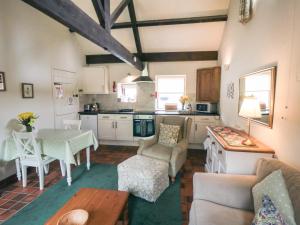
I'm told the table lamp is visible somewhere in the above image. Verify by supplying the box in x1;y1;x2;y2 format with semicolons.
239;96;262;146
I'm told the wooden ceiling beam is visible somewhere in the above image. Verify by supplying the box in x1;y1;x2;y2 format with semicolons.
110;0;132;28
23;0;144;70
112;15;228;29
128;1;143;58
86;51;218;64
91;0;105;26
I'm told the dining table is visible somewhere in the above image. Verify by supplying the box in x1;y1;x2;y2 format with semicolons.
0;129;99;186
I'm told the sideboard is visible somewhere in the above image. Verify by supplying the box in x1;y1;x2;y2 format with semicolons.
205;126;275;175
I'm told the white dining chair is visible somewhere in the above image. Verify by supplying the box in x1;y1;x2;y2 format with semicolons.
12;131;58;190
63;120;82;130
63;119;82;167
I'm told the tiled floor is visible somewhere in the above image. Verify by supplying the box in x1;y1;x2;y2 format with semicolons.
0;145;206;224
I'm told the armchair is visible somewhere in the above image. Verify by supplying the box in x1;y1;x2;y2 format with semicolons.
137;116;192;181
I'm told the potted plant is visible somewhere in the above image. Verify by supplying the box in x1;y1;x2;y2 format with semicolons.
18;112;38;132
179;95;189;110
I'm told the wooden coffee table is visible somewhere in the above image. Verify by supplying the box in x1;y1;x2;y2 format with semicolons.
45;188;129;225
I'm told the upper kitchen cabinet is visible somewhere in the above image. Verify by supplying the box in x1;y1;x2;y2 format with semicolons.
196;67;221;103
80;66;109;94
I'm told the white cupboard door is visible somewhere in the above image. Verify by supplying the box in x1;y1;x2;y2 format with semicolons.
80;115;98;138
115;120;133;141
82;66;109;94
194;122;211;144
98;119;115;140
189;121;196;143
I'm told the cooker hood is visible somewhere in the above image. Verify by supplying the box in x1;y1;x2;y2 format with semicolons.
132;62;153;83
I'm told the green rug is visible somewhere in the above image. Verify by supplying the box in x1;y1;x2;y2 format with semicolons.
3;164;182;225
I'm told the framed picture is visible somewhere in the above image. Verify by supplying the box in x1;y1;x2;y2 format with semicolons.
22;83;34;98
0;72;6;91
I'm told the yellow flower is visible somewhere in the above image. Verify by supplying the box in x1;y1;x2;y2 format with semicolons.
179;95;189;104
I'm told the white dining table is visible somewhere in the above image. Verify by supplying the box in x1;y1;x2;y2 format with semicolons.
0;129;99;186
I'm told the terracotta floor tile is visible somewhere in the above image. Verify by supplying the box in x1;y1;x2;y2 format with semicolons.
0;200;17;210
0;209;17;220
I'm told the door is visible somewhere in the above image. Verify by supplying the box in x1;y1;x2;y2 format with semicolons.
193;122;211;144
80;115;98;138
52;69;79;129
115;120;133;141
98;115;115;140
196;67;221;102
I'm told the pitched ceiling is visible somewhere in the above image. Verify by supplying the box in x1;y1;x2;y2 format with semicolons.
71;0;230;55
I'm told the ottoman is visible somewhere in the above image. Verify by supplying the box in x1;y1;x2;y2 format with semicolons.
118;155;169;202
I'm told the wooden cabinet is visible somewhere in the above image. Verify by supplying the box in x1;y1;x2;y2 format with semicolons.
205;126;275;175
80;115;98;138
98;114;133;141
196;67;221;103
81;66;109;94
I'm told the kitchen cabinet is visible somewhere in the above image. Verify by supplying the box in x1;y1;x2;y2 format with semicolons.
98;114;133;141
189;116;220;145
196;67;221;103
80;115;98;138
80;66;109;94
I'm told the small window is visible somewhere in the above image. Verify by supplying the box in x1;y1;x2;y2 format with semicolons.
155;75;186;110
117;83;137;103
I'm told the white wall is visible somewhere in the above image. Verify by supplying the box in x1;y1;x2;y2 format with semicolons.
219;0;300;169
0;0;84;179
81;61;218;110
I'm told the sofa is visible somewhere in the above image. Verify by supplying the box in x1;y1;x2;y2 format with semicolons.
137;116;192;180
189;158;300;225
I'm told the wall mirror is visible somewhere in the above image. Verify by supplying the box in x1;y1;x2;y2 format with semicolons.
239;67;277;128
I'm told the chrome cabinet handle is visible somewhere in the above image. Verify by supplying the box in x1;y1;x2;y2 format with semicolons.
195;124;198;131
120;116;127;119
112;121;114;128
218;150;222;154
115;121;118;128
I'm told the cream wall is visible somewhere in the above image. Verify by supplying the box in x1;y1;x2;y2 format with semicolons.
81;61;218;110
0;0;84;180
219;0;300;169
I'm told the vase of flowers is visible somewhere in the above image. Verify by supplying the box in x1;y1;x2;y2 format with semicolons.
18;112;38;132
179;95;189;110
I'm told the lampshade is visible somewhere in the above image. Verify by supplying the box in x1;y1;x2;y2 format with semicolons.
239;96;262;119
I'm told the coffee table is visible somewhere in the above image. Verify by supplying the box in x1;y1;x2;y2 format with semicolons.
45;188;129;225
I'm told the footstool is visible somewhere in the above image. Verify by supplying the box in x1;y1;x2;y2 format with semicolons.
118;155;169;202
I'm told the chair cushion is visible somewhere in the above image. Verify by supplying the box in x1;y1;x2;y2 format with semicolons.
252;195;287;225
256;158;300;225
141;143;173;162
252;170;296;225
189;200;254;225
161;116;185;140
158;123;180;147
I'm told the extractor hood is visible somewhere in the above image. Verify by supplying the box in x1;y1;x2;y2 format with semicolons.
132;62;153;82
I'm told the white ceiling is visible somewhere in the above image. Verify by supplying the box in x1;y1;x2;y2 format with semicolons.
71;0;230;55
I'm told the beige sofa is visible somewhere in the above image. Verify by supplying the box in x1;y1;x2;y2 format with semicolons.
189;158;300;225
137;116;192;180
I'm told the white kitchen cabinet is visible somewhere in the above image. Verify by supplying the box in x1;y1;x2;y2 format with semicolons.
80;114;98;138
189;116;220;145
115;115;133;141
98;114;133;141
98;115;115;140
80;66;109;94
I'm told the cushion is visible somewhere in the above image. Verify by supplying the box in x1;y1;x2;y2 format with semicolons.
161;116;185;140
252;170;296;225
252;195;287;225
141;143;173;162
189;200;254;225
256;158;300;225
158;123;180;147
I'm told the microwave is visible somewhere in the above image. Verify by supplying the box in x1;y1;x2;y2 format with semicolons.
196;102;218;113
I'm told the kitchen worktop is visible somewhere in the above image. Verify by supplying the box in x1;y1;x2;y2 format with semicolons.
78;110;219;116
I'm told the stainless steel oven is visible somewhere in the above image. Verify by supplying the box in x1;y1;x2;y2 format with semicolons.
133;115;155;137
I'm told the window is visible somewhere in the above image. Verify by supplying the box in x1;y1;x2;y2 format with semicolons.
155;75;186;110
117;83;137;103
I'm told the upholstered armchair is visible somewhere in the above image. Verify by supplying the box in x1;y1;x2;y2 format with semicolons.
137;116;192;181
